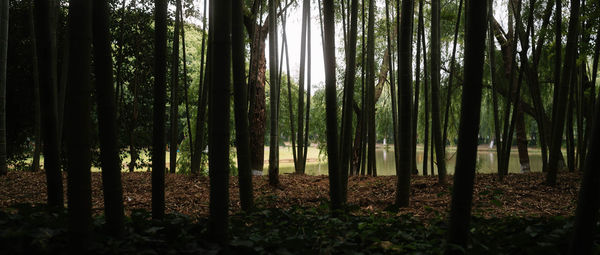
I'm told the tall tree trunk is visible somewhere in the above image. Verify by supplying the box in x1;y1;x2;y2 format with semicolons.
420;0;429;176
442;0;463;151
0;0;6;177
340;0;358;201
35;0;63;207
396;0;414;207
170;0;181;174
431;0;447;183
566;72;576;172
248;31;267;175
65;0;92;250
569;79;600;255
296;0;311;175
267;0;280;187
29;0;42;173
179;8;193;166
445;0;487;252
232;0;254;211
386;0;401;178
323;0;342;211
190;0;208;174
92;0;125;236
153;0;168;219
547;0;579;186
366;0;377;177
208;0;231;242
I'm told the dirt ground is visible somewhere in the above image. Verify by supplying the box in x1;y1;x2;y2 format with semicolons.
0;171;579;219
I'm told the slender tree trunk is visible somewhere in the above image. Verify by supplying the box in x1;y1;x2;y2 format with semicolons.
445;0;487;252
153;0;168;219
566;72;576;172
29;0;42;173
232;0;254;211
297;0;311;175
0;0;6;177
179;8;193;165
169;0;181;174
396;0;414;207
65;0;92;250
442;0;463;151
207;0;231;242
547;0;579;186
431;0;447;183
569;78;600;255
323;0;342;212
366;0;377;177
340;0;358;202
489;1;503;176
190;0;208;174
92;0;125;236
420;0;429;176
268;0;280;187
386;0;400;177
35;0;63;207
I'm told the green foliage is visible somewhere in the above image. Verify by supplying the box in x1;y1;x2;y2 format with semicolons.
2;204;598;254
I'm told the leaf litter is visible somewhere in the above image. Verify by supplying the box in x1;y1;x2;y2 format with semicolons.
0;171;579;219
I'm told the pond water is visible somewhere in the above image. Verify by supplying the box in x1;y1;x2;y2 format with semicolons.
270;149;543;176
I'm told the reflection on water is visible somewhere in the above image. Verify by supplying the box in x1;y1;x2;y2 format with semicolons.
273;149;543;176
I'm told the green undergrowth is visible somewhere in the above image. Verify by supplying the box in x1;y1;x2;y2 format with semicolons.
0;204;598;254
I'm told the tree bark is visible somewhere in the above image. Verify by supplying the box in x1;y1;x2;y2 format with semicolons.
323;0;342;211
431;0;447;183
445;0;487;252
420;0;429;176
396;0;414;207
208;0;231;242
268;0;280;187
169;0;181;174
442;0;463;151
190;0;208;174
232;0;254;211
547;0;579;186
569;77;600;255
35;0;64;207
65;0;93;250
366;0;377;177
153;0;167;219
340;0;358;201
0;0;6;177
92;0;125;236
28;0;42;173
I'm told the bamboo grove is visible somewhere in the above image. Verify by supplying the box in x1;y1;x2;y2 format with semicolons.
0;0;599;253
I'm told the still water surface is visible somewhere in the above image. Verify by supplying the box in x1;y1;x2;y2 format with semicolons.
270;149;543;176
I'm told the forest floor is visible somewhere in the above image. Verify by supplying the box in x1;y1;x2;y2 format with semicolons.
0;171;578;219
